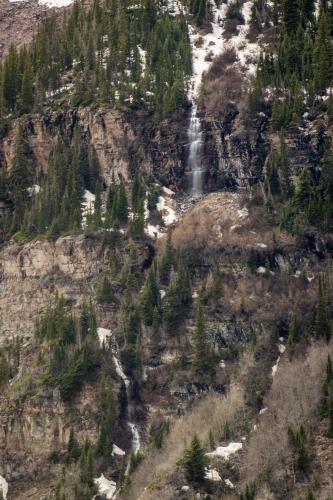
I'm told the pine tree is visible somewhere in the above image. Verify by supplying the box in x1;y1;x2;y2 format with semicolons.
96;276;113;303
20;56;34;114
116;182;128;225
67;428;80;461
313;12;332;93
182;434;207;484
159;231;175;285
141;269;159;325
282;0;300;33
192;304;212;377
294;167;312;211
287;317;300;344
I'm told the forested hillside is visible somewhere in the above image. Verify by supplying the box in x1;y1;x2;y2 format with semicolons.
0;1;333;500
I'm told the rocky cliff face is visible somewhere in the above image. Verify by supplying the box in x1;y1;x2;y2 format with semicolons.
0;384;98;483
200;107;331;191
0;106;190;190
0;235;110;343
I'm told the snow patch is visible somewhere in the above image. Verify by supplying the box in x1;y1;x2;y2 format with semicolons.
189;0;260;98
272;357;281;377
97;327;112;347
157;196;177;225
206;442;242;459
237;207;249;220
225;478;234;489
94;474;116;500
82;190;95;227
205;468;222;481
27;184;41;197
278;344;286;354
112;444;125;456
162;186;175;196
0;476;8;500
257;266;266;274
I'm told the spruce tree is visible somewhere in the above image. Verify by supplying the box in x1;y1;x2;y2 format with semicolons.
192;304;211;377
141;269;159;325
182;434;207;484
159;231;175;285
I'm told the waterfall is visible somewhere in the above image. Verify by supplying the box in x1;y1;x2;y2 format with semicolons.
97;328;140;474
113;354;141;470
187;102;204;197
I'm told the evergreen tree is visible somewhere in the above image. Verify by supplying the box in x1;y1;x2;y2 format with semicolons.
294;167;312;211
192;304;214;377
282;0;300;33
182;435;207;484
159;231;175;285
67;428;80;461
141;268;159;325
116;182;128;225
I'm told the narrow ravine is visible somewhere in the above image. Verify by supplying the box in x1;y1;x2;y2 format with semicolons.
113;354;141;464
96;328;140;499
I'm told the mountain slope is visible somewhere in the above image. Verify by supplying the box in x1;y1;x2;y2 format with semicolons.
0;1;333;500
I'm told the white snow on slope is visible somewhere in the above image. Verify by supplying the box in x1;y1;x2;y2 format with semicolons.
95;474;116;500
144;191;177;239
112;444;125;456
156;196;177;225
206;442;243;459
97;327;112;347
0;476;8;500
189;0;260;98
81;190;95;228
205;468;222;481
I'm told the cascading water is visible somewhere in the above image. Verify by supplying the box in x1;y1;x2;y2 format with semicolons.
113;354;140;471
187;102;204;197
97;328;140;486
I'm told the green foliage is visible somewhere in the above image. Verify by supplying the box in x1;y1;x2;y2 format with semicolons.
182;434;207;485
152;419;170;449
287;317;300;344
240;482;256;500
288;425;311;474
80;440;96;493
38;298;101;400
97;380;118;459
192;304;215;378
0;0;192;117
189;0;209;27
96;276;114;303
163;261;192;332
67;428;81;462
141;268;159;325
158;231;175;285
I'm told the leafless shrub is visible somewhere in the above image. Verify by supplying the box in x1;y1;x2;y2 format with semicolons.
199;66;244;117
241;342;332;491
124;386;244;500
223;0;245;39
204;48;238;83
